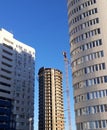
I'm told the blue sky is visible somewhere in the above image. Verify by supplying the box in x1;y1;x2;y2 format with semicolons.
0;0;76;129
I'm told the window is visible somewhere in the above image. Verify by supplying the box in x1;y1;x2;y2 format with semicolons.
102;120;106;128
104;76;107;82
16;107;19;110
71;28;101;45
71;39;102;56
72;50;104;68
70;8;98;25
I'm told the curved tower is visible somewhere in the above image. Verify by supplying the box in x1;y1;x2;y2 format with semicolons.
67;0;107;129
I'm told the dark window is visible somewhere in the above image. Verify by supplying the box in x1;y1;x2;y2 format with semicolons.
104;76;107;82
87;93;90;100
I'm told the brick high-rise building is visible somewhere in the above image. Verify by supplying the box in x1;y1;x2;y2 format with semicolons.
38;67;65;130
0;28;35;130
67;0;107;129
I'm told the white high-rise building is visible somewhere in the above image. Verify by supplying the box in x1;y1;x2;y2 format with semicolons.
67;0;107;129
0;28;35;130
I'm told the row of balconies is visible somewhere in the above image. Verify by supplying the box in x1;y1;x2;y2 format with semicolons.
0;99;11;107
0;108;11;115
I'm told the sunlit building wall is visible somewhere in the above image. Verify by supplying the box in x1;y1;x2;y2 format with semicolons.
38;67;64;130
67;0;107;129
0;28;35;130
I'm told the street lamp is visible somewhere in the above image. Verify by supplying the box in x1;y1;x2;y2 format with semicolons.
29;117;32;130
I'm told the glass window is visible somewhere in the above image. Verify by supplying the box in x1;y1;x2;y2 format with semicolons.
95;65;98;71
84;68;87;74
88;79;92;86
91;106;94;114
94;92;97;99
101;51;104;57
99;120;102;128
104;76;107;82
99;39;102;45
94;106;97;113
102;120;106;128
90;121;94;129
97;77;100;84
106;90;107;96
94;78;97;84
100;105;104;112
97;91;100;98
90;93;93;99
102;63;105;69
92;41;95;47
97;106;100;112
104;104;107;112
87;93;90;100
97;28;100;34
95;121;98;128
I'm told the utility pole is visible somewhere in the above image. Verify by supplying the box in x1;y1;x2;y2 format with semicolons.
62;51;72;130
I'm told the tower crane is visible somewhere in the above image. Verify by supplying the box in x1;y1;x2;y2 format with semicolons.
62;51;72;130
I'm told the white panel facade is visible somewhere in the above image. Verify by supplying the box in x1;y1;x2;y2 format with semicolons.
0;28;35;130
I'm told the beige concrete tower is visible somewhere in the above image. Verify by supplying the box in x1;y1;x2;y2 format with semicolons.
67;0;107;129
0;28;35;130
38;67;64;130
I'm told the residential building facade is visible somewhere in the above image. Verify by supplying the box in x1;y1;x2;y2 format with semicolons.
0;28;35;130
38;67;64;130
67;0;107;129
